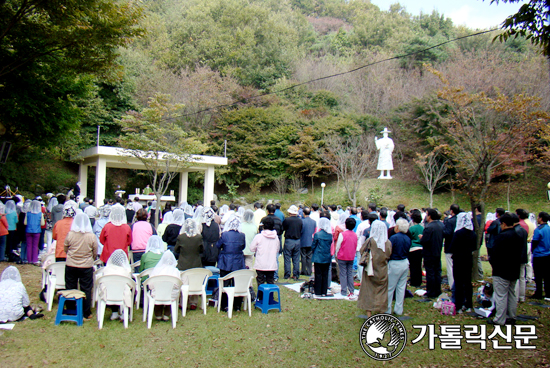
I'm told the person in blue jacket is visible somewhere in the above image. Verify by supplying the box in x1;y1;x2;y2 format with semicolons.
311;218;333;296
216;215;246;312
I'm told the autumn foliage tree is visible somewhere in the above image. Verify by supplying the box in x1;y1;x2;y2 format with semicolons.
427;66;549;279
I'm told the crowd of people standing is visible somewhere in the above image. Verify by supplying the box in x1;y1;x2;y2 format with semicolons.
0;191;548;327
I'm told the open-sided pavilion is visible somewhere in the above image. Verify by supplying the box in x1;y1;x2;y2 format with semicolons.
73;146;228;205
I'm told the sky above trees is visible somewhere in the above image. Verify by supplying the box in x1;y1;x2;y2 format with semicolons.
371;0;527;29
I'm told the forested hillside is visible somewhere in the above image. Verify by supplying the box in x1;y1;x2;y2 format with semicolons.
2;0;549;201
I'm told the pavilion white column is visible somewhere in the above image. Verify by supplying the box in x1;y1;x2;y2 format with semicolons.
95;157;107;206
179;171;188;204
203;166;215;206
78;164;88;202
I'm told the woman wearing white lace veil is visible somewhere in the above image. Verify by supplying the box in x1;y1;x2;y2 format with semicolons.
357;220;392;317
24;199;44;265
183;205;194;220
156;211;173;245
192;206;204;229
93;205;111;256
5;200;19;262
138;235;164;276
216;215;246;312
201;208;220;267
449;212;476;313
241;210;257;269
52;200;78;262
149;251;181;320
99;204;132;264
64;213;98;319
162;209;184;255
45;197;58;248
101;249;132;320
0;266;43;322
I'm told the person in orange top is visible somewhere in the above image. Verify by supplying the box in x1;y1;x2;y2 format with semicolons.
52;201;78;261
99;204;132;264
0;203;9;262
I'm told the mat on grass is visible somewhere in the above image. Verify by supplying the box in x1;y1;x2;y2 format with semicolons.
528;302;550;308
283;282;359;300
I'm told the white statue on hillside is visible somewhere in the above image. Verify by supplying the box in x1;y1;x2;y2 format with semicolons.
375;127;394;179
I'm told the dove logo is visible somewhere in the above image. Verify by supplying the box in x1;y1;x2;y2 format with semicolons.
359;314;407;361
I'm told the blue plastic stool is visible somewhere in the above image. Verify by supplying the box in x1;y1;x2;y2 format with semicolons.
255;284;281;314
206;275;219;296
55;295;84;326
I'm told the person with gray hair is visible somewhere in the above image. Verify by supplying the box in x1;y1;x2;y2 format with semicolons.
386;218;411;315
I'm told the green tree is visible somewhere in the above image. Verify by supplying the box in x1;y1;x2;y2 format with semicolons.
118;94;207;227
488;0;550;55
287;128;325;193
0;0;144;149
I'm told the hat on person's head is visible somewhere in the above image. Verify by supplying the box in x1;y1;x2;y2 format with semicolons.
288;205;298;215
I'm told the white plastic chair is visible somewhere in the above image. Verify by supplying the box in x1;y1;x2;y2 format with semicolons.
132;268;154;310
41;254;55;288
92;267;106;308
217;269;256;319
46;262;66;311
142;275;182;329
96;275;136;329
180;268;212;317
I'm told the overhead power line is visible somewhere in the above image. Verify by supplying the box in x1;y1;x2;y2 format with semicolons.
167;28;499;120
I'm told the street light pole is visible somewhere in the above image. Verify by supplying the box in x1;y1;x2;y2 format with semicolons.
321;182;326;206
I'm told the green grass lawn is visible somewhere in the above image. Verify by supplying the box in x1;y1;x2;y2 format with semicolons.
1;252;549;368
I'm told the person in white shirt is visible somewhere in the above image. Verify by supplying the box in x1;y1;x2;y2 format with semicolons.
253;202;267;230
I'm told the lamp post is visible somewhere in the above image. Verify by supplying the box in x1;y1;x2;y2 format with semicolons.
547;182;550;201
321;182;326;206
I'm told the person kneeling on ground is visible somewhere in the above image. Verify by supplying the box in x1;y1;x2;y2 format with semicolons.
0;266;43;322
250;217;280;286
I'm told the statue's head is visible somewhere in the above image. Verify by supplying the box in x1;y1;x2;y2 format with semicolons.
380;127;391;137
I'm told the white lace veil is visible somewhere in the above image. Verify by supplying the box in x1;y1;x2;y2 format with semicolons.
455;212;474;232
180;218;198;236
47;197;58;212
172;209;185;226
30;200;42;214
109;204;127;226
145;235;164;254
223;215;240;232
0;202;5;215
193;206;204;223
106;249;131;272
151;201;157;210
370;220;388;251
150;251;179;277
337;213;348;229
219;205;229;217
21;200;31;213
1;266;22;282
236;207;245;218
63;200;78;218
318;217;332;234
161;211;174;225
100;204;112;219
70;213;93;233
183;205;194;217
243;209;254;224
5;200;16;215
202;207;216;226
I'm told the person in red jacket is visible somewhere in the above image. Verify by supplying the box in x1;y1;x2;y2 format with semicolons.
335;218;358;300
100;204;132;264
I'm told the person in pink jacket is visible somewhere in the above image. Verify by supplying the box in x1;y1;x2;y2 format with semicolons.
250;217;280;286
335;217;358;300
